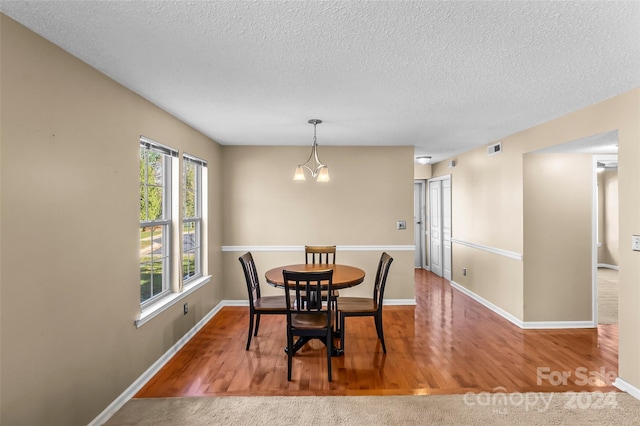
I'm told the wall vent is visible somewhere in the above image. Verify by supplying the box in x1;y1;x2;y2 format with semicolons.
487;142;502;156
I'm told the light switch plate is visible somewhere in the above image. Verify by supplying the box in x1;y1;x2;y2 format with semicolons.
397;220;407;230
632;235;640;251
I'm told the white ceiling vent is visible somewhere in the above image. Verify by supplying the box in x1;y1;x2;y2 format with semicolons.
488;142;502;156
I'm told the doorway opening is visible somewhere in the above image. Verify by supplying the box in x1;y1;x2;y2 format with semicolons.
414;180;427;269
528;130;618;329
594;154;619;326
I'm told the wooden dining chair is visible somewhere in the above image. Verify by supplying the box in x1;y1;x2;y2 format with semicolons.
283;269;335;381
338;252;394;354
238;252;287;350
304;245;339;306
305;245;336;265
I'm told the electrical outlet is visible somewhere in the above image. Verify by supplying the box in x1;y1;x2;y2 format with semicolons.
463;267;467;276
633;235;640;251
183;303;188;315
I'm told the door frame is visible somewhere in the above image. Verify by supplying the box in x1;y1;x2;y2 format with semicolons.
442;176;452;281
414;180;427;269
591;154;618;325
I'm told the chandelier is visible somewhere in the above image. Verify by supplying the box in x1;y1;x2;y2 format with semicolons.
293;119;330;182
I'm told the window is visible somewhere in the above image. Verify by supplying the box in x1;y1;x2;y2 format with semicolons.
182;154;206;283
139;137;177;306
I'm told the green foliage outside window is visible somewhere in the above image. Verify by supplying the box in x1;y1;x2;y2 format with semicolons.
140;149;164;222
182;159;201;281
140;259;164;303
183;161;196;218
139;145;170;304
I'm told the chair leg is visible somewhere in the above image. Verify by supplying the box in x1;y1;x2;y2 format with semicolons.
333;300;339;334
254;313;261;337
327;329;333;382
287;332;293;381
339;313;346;353
334;311;339;334
375;314;386;354
246;312;254;350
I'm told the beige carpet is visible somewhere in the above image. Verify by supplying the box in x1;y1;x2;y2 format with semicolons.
103;393;640;425
598;268;618;325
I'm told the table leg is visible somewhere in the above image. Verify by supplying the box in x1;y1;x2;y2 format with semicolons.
284;336;312;355
284;336;344;357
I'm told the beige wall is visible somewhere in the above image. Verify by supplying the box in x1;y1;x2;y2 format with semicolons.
1;16;223;425
434;142;524;253
452;245;524;320
432;137;525;320
617;91;640;389
523;153;593;321
414;163;432;180
432;87;640;390
221;145;416;301
598;170;620;266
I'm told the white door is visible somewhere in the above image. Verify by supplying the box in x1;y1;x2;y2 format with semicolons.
429;180;443;277
442;177;452;281
414;181;426;268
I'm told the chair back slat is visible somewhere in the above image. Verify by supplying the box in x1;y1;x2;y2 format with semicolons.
373;252;394;310
239;252;261;307
305;245;336;264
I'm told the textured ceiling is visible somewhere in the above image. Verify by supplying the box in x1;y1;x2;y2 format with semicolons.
2;1;639;163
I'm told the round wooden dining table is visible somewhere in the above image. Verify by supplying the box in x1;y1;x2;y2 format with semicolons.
265;263;365;357
264;263;365;289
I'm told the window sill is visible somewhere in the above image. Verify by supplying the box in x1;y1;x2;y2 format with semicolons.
134;275;211;328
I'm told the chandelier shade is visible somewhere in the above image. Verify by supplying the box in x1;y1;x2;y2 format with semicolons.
294;119;329;182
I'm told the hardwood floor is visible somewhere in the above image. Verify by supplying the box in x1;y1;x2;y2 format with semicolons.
598;267;618;324
135;269;618;397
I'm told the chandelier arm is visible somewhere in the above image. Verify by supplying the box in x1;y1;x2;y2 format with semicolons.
298;162;317;177
313;143;326;170
298;148;315;170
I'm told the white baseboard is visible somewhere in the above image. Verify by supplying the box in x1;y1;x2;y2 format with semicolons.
89;302;225;426
450;281;596;329
614;377;640;401
223;300;250;306
384;299;417;305
450;281;524;327
522;321;594;329
597;263;619;270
